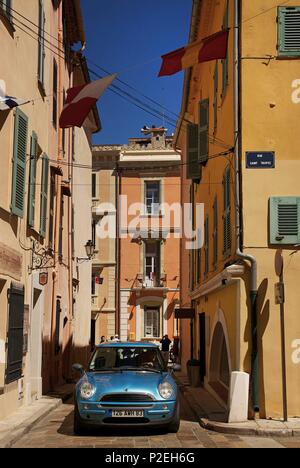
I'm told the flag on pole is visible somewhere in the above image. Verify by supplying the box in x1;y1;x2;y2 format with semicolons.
59;74;117;129
0;96;29;111
158;30;229;77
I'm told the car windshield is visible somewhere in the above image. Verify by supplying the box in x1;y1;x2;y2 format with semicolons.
89;346;165;372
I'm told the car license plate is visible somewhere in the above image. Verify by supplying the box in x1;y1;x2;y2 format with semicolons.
111;410;144;418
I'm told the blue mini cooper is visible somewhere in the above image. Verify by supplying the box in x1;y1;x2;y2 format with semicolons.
72;342;180;434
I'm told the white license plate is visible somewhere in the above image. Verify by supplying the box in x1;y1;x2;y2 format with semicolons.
111;410;144;418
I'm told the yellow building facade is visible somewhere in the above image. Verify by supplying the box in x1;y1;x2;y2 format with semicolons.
176;0;300;419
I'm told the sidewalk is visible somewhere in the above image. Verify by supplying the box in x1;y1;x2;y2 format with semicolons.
0;384;74;448
175;372;300;438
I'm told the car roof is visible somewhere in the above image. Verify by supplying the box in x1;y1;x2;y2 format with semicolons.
96;341;159;348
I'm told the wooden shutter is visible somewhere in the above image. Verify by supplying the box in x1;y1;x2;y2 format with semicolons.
6;284;25;385
204;217;209;277
213;198;218;268
223;167;231;256
278;7;300;56
187;123;201;181
39;154;49;237
269;197;300;245
213;63;218;130
11;108;28;218
222;1;229;96
28;132;38;227
38;0;45;86
198;99;209;165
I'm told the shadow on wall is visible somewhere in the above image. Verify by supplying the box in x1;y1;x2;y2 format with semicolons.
243;269;270;419
42;334;92;395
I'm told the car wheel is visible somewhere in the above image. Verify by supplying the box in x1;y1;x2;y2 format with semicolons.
74;404;87;435
168;402;180;433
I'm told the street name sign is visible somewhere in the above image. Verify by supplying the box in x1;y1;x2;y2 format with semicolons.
246;151;275;169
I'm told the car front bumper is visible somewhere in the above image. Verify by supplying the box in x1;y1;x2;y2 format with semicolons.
77;400;178;427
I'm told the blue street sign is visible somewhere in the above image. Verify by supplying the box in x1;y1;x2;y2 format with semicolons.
246;152;275;169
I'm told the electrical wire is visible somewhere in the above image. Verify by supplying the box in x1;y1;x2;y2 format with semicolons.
4;6;233;151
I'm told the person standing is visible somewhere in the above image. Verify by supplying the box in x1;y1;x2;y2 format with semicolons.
160;335;171;366
100;336;106;343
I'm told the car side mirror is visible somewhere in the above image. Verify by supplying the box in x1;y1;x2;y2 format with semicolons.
72;363;84;376
170;363;181;374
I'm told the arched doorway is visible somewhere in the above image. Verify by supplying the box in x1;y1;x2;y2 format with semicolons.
209;320;231;404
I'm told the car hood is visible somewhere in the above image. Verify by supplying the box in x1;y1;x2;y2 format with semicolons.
77;370;177;401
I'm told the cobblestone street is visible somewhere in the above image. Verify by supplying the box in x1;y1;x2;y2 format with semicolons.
11;395;300;449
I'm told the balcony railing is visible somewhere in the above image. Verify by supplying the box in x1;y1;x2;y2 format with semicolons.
133;273;167;289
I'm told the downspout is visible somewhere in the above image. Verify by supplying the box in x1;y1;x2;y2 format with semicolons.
234;0;259;413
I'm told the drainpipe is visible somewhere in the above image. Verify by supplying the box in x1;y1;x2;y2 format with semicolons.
234;0;259;413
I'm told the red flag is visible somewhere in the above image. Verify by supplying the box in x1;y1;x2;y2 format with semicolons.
159;30;229;77
59;74;117;128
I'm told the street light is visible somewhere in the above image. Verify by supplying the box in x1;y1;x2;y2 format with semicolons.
77;240;95;262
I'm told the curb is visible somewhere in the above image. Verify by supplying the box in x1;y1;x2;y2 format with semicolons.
177;381;297;438
0;398;62;448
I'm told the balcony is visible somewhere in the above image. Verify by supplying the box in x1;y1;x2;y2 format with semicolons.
132;273;167;290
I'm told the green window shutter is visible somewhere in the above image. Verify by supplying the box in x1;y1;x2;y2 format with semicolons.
222;1;229;97
196;248;201;284
11;108;28;218
38;0;45;86
198;99;209;165
1;0;11;18
28;132;38;227
204;217;209;277
223;166;231;256
269;197;300;245
213;198;218;268
39;154;49;237
213;63;218;130
278;7;300;57
187;123;201;181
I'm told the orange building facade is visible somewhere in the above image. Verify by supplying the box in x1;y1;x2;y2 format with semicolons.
118;128;181;345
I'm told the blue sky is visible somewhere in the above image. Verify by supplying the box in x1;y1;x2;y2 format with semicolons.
81;0;192;144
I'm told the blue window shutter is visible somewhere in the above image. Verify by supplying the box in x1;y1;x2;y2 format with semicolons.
39;154;49;237
11;108;28;218
278;7;300;56
38;0;45;86
198;99;209;165
187;123;201;181
28;132;38;227
269;197;300;245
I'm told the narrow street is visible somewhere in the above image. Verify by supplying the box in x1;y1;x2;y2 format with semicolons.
11;394;299;449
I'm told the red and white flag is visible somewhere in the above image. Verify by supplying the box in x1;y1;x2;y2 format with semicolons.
158;30;229;77
59;74;117;129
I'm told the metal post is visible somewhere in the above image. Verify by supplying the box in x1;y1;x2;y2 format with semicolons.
250;290;259;412
279;272;288;422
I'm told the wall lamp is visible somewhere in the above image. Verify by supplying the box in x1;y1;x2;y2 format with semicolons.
76;240;95;263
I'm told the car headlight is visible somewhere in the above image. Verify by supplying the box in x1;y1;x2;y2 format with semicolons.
158;381;174;399
80;382;96;400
